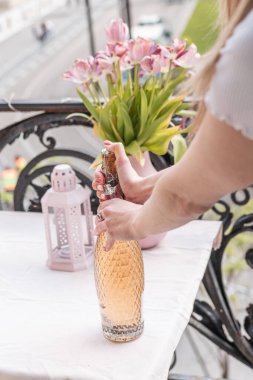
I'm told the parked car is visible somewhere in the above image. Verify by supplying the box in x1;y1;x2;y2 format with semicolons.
131;14;171;43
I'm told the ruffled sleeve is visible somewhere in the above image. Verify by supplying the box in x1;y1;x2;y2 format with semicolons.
205;10;253;140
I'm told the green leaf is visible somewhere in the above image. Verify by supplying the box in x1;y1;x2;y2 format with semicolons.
109;118;124;143
65;112;93;122
143;127;179;155
138;88;148;137
109;95;118;115
176;110;196;117
122;71;132;101
151;94;185;122
171;135;188;164
128;92;141;136
106;74;116;97
139;101;181;144
126;95;135;109
150;73;186;117
178;124;193;135
98;104;116;141
146;77;157;113
125;140;145;165
76;88;100;121
93;122;107;140
142;75;152;91
121;104;135;144
115;100;125;143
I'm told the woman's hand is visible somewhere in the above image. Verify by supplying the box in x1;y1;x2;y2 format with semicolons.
92;141;144;204
95;198;145;250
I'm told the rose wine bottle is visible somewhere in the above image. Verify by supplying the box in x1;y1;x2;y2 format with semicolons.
94;148;144;342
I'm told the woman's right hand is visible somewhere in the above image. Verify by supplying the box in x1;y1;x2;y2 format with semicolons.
92;141;144;204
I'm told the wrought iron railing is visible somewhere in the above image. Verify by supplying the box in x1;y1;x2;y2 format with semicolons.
192;188;253;368
0;99;252;374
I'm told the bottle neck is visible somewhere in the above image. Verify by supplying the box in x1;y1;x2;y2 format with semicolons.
101;150;124;200
102;166;124;200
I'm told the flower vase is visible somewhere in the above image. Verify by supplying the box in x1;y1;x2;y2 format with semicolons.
129;151;166;249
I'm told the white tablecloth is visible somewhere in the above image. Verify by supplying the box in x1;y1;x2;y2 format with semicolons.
0;211;221;380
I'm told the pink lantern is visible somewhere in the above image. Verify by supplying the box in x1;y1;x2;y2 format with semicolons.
41;164;94;271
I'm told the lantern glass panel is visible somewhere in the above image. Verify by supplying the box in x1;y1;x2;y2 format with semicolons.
48;206;71;263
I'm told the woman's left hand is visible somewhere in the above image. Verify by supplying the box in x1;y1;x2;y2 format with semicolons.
95;198;144;250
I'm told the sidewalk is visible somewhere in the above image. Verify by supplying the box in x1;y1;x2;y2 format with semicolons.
0;0;66;43
0;5;83;83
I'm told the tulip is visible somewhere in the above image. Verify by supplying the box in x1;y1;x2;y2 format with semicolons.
155;46;171;73
96;51;114;73
63;59;90;84
106;41;128;59
64;57;102;87
105;18;129;43
160;55;171;73
127;37;157;64
140;56;153;73
173;38;187;54
155;44;171;56
86;56;103;81
141;55;162;75
174;44;200;68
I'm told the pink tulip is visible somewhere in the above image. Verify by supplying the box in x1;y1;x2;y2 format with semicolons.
63;59;90;84
96;51;114;73
105;18;129;43
160;55;170;73
174;44;200;68
85;56;102;81
155;45;169;56
119;53;132;71
140;56;153;73
127;37;157;64
106;41;128;59
64;57;102;85
63;70;81;83
155;45;171;73
172;38;187;54
141;55;161;75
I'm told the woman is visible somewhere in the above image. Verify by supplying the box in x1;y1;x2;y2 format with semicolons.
93;0;253;250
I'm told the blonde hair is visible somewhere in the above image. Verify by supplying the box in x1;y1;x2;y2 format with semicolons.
190;0;253;130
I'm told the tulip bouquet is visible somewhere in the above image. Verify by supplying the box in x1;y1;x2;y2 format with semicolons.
64;19;199;165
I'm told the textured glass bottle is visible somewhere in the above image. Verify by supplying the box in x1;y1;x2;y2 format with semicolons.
94;148;144;342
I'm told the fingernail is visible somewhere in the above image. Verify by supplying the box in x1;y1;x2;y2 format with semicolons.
97;185;103;191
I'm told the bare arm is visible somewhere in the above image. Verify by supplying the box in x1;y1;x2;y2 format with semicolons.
96;112;253;244
133;112;253;237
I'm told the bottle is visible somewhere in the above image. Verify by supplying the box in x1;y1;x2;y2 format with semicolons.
94;148;144;342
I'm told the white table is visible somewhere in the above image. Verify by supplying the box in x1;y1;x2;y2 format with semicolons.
0;211;221;380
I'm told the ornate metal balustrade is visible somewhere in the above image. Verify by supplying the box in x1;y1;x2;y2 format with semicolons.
190;188;253;369
0;99;252;376
0;99;99;213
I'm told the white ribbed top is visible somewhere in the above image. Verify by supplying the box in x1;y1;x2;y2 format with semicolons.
205;9;253;140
